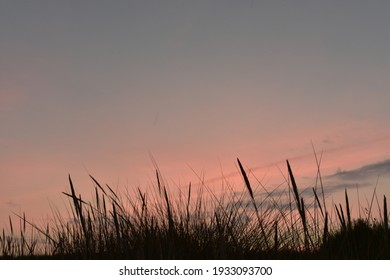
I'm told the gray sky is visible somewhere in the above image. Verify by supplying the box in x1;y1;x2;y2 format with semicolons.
1;1;390;224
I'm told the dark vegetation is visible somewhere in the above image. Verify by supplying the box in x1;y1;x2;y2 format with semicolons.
1;159;389;259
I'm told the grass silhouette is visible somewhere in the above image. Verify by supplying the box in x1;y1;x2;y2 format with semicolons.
1;159;389;259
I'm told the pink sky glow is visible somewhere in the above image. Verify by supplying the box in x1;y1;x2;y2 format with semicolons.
2;1;390;226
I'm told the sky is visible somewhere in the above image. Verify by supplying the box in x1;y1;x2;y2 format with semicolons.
1;0;390;226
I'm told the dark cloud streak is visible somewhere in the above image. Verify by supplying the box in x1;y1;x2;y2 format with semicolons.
327;159;390;181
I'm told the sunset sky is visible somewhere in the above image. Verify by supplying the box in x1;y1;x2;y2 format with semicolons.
1;1;390;225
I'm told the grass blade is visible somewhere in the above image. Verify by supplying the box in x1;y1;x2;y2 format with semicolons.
237;158;253;200
345;189;351;231
384;195;388;233
313;188;324;218
286;160;302;213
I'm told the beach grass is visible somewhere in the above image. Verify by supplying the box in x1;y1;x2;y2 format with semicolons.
1;159;389;259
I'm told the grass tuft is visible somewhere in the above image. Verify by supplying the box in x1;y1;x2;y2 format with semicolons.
1;158;389;259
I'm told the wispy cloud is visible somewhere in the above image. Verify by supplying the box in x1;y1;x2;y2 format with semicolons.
324;182;372;195
316;159;390;197
327;159;390;181
229;159;389;213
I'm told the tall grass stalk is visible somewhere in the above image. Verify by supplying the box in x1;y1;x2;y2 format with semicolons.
237;158;270;251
